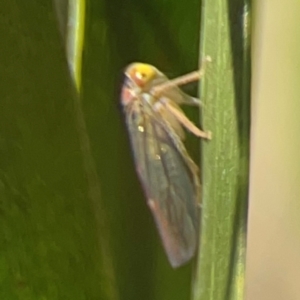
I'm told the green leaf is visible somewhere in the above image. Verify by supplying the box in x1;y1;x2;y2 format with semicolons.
192;1;251;300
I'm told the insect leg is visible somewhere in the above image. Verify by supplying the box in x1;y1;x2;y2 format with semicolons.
161;100;211;140
151;56;211;98
179;96;203;107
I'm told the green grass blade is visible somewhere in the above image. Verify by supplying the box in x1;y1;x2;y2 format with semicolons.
66;0;86;91
192;1;251;300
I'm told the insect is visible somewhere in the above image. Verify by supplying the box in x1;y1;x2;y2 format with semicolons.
121;60;211;268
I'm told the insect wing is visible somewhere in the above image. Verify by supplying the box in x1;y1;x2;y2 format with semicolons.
124;93;200;268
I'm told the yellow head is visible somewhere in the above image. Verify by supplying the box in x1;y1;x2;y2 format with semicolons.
125;63;157;88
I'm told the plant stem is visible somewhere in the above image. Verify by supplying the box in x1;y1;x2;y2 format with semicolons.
192;1;251;300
